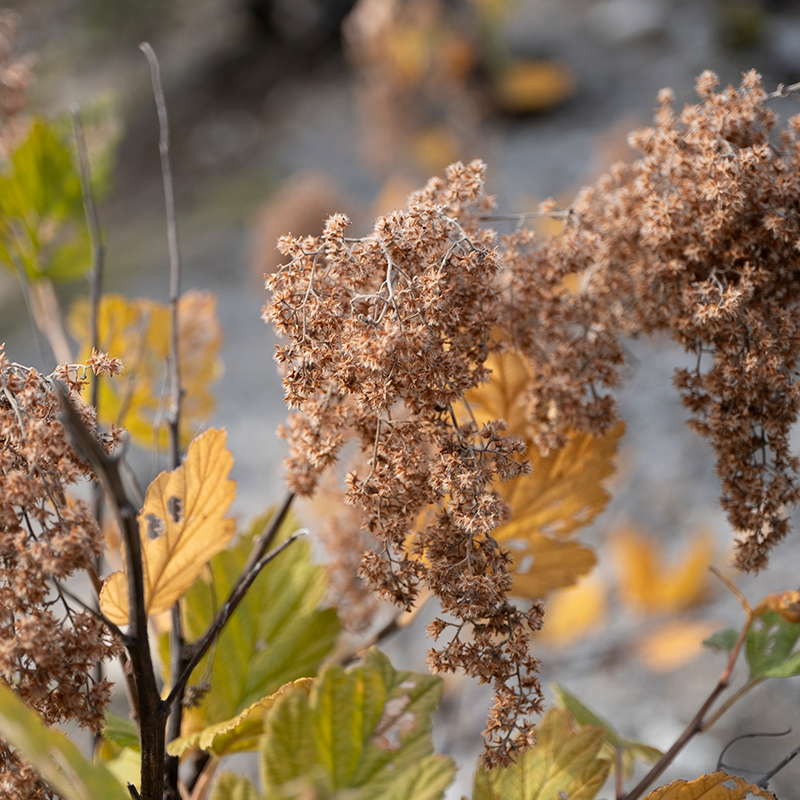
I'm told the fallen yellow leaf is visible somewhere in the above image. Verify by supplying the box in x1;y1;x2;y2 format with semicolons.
100;428;237;624
636;620;720;672
537;576;607;648
610;524;715;616
507;534;597;599
643;770;777;800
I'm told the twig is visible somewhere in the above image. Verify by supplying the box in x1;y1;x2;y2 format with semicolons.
766;81;800;100
140;40;186;800
242;491;295;575
621;610;755;800
164;530;307;708
55;382;167;800
71;102;108;712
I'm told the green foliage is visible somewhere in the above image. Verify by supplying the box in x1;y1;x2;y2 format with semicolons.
257;648;455;800
552;685;661;778
211;773;262;800
745;612;800;679
175;510;341;737
0;119;89;282
0;683;129;800
471;707;610;800
702;628;739;655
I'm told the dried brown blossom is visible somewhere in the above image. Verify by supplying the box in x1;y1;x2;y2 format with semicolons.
503;70;800;571
0;347;120;798
266;160;543;765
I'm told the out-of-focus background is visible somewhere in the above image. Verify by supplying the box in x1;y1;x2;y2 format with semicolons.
4;0;800;796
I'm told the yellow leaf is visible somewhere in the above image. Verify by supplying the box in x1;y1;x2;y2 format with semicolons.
643;770;777;800
537;576;607;648
610;525;714;616
494;60;575;114
68;291;222;449
464;349;625;540
100;428;237;624
636;620;720;673
507;534;597;599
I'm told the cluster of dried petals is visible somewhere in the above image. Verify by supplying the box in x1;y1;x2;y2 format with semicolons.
0;347;121;798
266;160;544;765
503;70;800;571
0;10;33;159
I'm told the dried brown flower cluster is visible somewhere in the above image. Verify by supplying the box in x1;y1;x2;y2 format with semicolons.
0;9;33;159
266;161;543;766
505;70;800;571
0;348;120;799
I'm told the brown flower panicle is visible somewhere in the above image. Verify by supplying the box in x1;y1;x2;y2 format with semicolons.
0;347;121;798
266;161;544;766
503;70;800;571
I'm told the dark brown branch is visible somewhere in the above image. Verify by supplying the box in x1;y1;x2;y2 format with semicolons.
165;529;306;708
55;383;167;800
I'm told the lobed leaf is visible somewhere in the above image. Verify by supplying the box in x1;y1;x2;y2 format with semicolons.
258;648;455;800
642;770;777;799
0;683;129;800
472;706;610;800
100;427;237;624
175;508;340;740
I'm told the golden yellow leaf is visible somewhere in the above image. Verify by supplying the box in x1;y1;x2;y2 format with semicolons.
537;576;607;648
636;620;720;673
100;428;237;625
610;524;714;616
68;291;222;449
494;60;575;114
643;770;777;800
507;534;597;599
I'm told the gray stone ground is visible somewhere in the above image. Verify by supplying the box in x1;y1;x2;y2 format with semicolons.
4;0;800;796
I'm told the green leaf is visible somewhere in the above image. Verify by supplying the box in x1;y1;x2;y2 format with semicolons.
176;509;340;740
168;679;314;758
702;628;739;654
0;118;89;282
211;773;263;800
102;711;141;751
472;707;610;800
746;612;800;679
552;685;660;778
258;648;456;800
0;683;130;800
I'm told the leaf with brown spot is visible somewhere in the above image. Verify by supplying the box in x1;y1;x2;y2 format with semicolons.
643;771;778;800
100;428;236;624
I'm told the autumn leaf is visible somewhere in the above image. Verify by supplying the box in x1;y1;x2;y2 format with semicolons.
506;534;596;599
100;428;236;624
472;706;610;800
493;60;575;115
610;524;714;616
637;620;721;672
68;291;222;449
643;771;777;800
536;576;606;647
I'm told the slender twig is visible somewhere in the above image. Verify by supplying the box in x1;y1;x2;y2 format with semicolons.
242;491;295;575
140;41;186;800
700;677;764;733
621;611;755;800
165;530;306;708
55;382;167;800
766;81;800;100
71;102;108;713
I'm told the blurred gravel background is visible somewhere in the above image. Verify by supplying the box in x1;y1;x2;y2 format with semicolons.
3;0;800;797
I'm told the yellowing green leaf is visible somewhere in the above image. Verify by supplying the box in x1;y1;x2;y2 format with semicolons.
506;534;596;599
472;707;610;800
259;648;455;800
68;291;222;449
610;524;714;616
168;679;314;758
175;509;340;741
100;427;236;624
643;771;777;800
0;683;129;800
211;773;262;800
